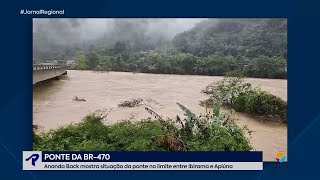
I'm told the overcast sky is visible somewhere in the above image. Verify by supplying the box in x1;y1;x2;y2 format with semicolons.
33;18;208;46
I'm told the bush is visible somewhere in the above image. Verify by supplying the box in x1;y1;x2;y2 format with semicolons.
202;76;287;122
202;76;251;106
233;90;287;121
34;107;252;151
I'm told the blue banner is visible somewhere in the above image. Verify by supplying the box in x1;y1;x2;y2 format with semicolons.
42;151;262;162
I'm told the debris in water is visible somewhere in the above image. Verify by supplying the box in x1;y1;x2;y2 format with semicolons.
145;106;164;122
73;96;86;102
118;98;143;107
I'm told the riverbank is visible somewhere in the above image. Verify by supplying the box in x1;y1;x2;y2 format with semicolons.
34;111;252;151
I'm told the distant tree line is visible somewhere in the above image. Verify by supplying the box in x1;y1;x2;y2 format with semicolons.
44;19;288;79
74;47;286;79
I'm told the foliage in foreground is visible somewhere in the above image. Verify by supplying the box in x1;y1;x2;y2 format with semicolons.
201;74;287;122
34;104;252;151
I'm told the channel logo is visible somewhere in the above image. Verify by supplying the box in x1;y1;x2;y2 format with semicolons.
23;151;42;170
275;152;286;163
25;153;40;166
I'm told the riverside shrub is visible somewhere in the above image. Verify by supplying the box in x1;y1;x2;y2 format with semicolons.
233;90;287;121
34;113;252;151
202;76;287;122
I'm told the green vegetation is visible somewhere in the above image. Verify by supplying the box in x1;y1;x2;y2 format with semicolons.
36;19;287;79
202;75;287;122
173;19;287;58
232;90;287;121
75;53;88;70
72;50;286;79
34;103;252;151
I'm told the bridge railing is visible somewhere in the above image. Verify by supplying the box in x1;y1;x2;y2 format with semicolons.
33;64;63;70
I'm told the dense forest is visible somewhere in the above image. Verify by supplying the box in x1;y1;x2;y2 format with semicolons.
33;18;287;79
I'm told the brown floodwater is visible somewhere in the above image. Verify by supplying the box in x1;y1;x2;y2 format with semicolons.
33;70;287;161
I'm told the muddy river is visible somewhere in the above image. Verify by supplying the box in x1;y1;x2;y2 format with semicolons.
33;70;287;161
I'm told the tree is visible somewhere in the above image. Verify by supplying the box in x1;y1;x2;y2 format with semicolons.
85;51;99;69
113;41;129;55
75;53;88;70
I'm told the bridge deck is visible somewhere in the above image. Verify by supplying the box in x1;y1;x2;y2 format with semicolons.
33;64;67;84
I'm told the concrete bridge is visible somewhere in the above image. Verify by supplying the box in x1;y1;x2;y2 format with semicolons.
33;64;67;84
